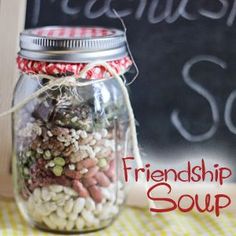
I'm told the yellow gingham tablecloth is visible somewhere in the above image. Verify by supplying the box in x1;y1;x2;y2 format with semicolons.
0;199;236;236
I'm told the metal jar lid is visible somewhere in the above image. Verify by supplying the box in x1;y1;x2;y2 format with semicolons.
19;26;128;63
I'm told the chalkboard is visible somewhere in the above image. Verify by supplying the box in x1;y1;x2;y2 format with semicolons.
25;0;236;177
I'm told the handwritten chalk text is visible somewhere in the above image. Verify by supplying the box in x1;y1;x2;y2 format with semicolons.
31;0;236;27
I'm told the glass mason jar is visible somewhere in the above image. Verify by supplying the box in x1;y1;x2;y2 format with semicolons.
12;27;133;233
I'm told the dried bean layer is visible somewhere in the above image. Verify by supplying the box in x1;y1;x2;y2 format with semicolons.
15;92;127;232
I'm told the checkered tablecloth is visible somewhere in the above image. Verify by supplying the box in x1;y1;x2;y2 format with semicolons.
0;199;235;236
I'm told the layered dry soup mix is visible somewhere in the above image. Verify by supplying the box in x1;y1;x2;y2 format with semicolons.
14;83;127;231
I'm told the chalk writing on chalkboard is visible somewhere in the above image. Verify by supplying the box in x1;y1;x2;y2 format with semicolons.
30;0;236;27
62;0;80;15
171;55;226;142
225;91;236;134
171;55;236;142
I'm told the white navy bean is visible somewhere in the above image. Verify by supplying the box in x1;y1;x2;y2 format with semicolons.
52;193;64;201
75;217;85;230
57;207;67;218
32;211;42;223
73;198;85;214
50;191;56;199
49;185;63;193
94;203;102;215
68;212;78;221
37;203;51;217
66;220;75;231
64;195;71;200
99;209;110;221
81;209;95;224
64;186;78;196
33;188;42;202
43;217;57;230
45;202;57;214
85;198;96;211
56;198;66;206
56;217;67;230
27;181;125;231
42;187;51;202
64;199;74;214
101;188;111;200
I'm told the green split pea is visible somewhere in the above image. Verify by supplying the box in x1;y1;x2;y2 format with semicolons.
52;166;63;176
52;157;66;176
98;158;107;168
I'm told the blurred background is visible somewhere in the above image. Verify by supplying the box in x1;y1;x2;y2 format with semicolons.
25;0;236;180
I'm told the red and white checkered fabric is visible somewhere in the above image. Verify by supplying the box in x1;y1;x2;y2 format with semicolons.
17;56;132;80
31;27;113;38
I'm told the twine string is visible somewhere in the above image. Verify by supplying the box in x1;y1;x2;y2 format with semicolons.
112;9;139;86
0;61;155;212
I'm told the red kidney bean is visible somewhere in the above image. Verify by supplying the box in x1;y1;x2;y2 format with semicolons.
104;160;115;180
82;158;98;168
88;185;103;203
76;162;84;170
95;172;110;187
82;177;97;188
84;166;99;178
72;180;89;198
55;176;71;186
64;169;82;180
